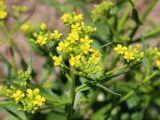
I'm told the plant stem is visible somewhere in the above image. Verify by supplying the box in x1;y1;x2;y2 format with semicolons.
66;73;75;120
130;0;157;38
0;22;17;75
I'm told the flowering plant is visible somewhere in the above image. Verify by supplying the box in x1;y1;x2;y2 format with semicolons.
0;0;160;120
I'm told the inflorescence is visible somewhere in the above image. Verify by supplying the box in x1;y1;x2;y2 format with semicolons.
114;44;144;63
148;48;160;69
0;70;45;113
32;13;103;77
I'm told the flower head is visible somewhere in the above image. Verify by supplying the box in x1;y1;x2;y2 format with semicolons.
20;23;30;32
40;22;47;30
69;55;81;67
114;44;144;62
0;11;7;19
50;30;62;40
35;33;48;46
52;56;62;66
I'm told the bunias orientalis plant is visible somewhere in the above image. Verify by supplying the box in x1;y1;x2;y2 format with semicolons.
29;12;144;119
0;0;159;119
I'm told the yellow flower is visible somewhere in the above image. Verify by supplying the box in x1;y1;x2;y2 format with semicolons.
156;60;160;69
27;89;33;98
71;23;81;32
73;14;83;23
69;55;81;67
89;49;101;64
33;88;40;95
40;22;47;30
114;44;127;55
80;36;93;44
61;13;72;23
52;56;62;66
80;36;93;54
35;34;48;46
67;31;79;43
124;51;134;62
12;90;25;103
33;95;45;106
80;44;91;54
50;30;62;40
57;41;70;52
20;23;30;32
0;10;7;19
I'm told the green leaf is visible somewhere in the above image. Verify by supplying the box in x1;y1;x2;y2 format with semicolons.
41;89;69;107
5;108;25;120
96;83;121;96
131;112;143;120
27;55;32;72
143;26;160;39
91;104;112;120
126;95;140;108
119;90;135;103
0;101;16;107
118;3;132;31
141;0;158;22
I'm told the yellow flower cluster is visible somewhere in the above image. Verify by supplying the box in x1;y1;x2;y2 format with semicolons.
50;30;62;40
1;86;45;113
92;1;115;22
12;5;26;13
114;44;144;62
0;0;7;20
0;70;45;113
35;32;49;46
32;22;62;46
52;56;62;66
69;55;81;67
148;48;160;59
16;88;45;113
11;90;25;103
17;70;32;87
148;48;160;69
25;89;45;107
53;13;102;77
61;13;83;25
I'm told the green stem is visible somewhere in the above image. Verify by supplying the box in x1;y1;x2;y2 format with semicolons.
130;0;157;38
66;73;75;120
105;64;128;76
0;22;17;75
